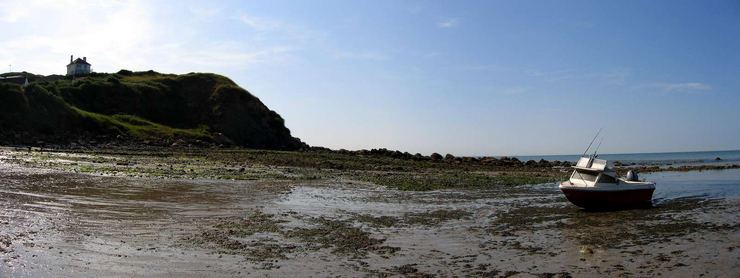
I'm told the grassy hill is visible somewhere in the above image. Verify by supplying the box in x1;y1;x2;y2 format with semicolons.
0;70;306;150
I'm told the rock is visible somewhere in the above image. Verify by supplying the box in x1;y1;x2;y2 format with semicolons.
579;246;594;255
213;133;234;146
715;157;722;161
0;235;11;253
430;153;443;161
480;157;498;164
463;157;479;163
395;264;419;274
171;139;186;147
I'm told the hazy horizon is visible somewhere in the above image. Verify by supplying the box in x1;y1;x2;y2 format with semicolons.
2;0;739;156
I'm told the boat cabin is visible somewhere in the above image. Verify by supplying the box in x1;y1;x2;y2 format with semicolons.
568;157;618;186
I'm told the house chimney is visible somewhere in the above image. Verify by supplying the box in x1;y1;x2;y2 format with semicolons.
70;55;73;63
83;57;86;61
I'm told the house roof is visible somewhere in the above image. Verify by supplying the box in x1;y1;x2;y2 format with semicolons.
68;58;91;66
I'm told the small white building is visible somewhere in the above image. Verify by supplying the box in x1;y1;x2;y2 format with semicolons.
66;55;92;76
0;75;29;87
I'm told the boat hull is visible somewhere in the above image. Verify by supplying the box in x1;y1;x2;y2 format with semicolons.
560;187;655;210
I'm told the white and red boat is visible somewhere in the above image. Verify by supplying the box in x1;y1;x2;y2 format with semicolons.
559;156;655;210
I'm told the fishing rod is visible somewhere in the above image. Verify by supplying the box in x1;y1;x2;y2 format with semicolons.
582;128;602;157
573;129;602;184
592;137;603;159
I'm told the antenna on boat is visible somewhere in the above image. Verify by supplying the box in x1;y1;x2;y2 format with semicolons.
582;128;602;157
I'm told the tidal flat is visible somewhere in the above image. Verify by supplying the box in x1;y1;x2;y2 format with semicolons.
0;147;738;277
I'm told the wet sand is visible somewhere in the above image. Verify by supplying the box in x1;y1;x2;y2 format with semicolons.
1;151;738;277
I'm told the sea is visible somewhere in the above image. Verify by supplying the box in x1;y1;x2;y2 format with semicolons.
645;169;740;201
514;149;740;166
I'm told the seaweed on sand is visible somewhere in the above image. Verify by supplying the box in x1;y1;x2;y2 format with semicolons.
287;217;399;257
181;210;291;261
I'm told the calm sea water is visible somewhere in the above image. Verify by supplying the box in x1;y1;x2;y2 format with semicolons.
514;150;740;166
645;169;740;201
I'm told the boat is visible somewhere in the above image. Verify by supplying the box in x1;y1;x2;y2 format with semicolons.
559;156;655;209
558;131;655;210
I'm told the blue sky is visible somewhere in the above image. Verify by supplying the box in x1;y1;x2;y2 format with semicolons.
1;0;738;155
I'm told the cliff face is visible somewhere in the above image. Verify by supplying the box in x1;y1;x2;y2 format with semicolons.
0;70;306;150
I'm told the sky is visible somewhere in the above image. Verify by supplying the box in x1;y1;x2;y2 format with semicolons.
1;0;739;156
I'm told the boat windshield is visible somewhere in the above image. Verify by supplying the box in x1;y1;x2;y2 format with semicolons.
571;170;597;182
598;174;617;183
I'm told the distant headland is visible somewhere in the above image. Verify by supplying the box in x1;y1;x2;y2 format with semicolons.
0;65;306;150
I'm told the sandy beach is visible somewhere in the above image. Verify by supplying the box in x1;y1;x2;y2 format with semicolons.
1;148;737;277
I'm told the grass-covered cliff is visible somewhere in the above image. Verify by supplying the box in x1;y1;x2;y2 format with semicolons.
0;70;306;150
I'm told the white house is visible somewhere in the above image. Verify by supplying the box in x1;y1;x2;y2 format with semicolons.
66;55;92;76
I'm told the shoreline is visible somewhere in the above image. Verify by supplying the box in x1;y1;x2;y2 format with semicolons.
0;146;737;191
